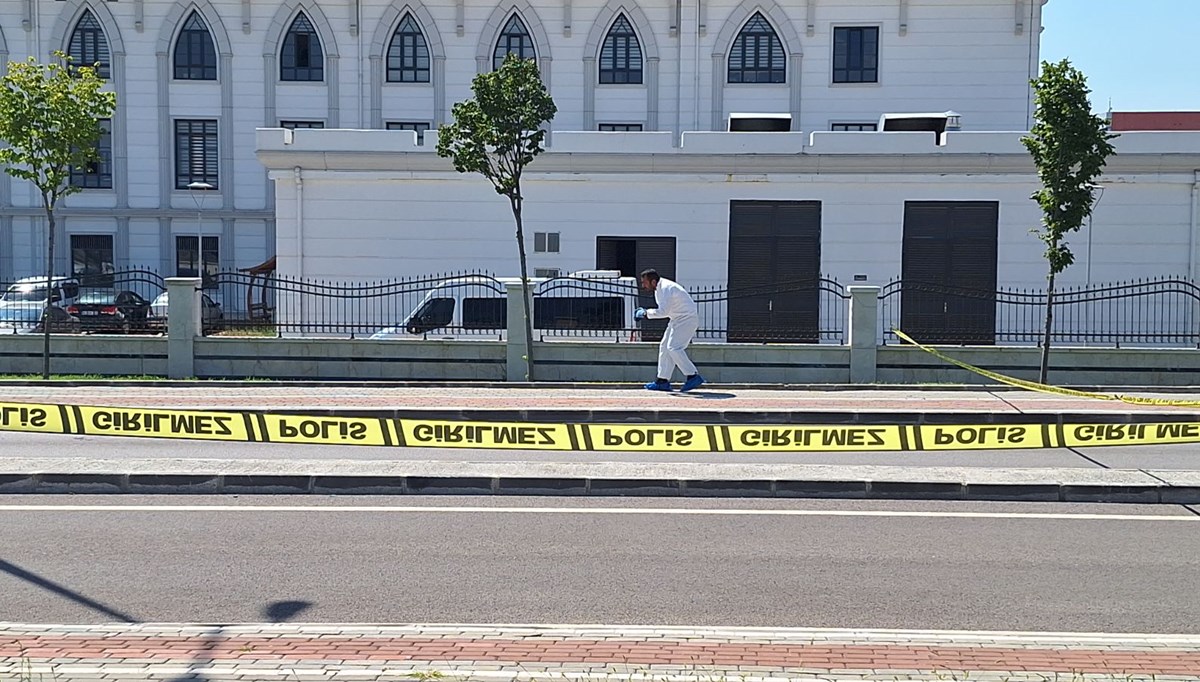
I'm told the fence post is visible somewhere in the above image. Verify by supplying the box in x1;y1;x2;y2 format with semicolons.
505;280;531;382
848;286;880;384
166;277;202;379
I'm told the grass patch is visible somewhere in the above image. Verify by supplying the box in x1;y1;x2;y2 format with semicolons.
211;325;278;337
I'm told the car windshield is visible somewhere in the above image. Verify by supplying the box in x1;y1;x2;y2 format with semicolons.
2;285;49;302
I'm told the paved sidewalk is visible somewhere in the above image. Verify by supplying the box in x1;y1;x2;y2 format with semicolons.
3;624;1199;681
0;385;1198;422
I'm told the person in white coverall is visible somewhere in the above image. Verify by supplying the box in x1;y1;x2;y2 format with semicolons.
634;269;705;392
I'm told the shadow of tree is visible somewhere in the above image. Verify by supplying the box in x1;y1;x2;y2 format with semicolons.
163;600;315;682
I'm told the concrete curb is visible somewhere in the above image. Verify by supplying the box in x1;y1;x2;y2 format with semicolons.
5;379;1200;393
3;459;1199;503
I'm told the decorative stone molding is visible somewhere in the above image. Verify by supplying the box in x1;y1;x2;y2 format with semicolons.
806;0;815;36
474;3;553;84
582;1;661;132
710;0;803;131
899;0;907;36
369;2;446;128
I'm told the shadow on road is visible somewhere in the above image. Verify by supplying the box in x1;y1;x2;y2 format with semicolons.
165;599;314;682
673;391;738;400
0;558;138;622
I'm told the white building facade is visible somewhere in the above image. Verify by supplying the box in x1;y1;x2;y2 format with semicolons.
0;0;1047;284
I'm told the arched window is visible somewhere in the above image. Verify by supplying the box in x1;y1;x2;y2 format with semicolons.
728;13;784;83
68;10;110;78
280;12;324;81
174;12;217;80
387;14;430;83
493;15;535;70
599;14;642;84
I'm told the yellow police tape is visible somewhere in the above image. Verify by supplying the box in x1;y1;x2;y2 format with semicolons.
3;400;1200;451
892;329;1200;408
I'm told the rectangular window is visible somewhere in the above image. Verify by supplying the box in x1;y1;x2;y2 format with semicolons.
598;123;644;132
175;235;220;288
174;119;219;189
534;268;561;278
534;231;560;253
71;234;115;288
386;121;431;145
280;120;325;129
831;122;877;131
70;119;112;189
833;27;879;83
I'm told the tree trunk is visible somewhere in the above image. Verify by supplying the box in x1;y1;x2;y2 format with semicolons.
42;199;55;381
1038;270;1056;384
510;192;536;381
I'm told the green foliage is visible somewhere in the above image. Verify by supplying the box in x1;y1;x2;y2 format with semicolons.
436;53;557;198
0;52;116;208
436;53;556;381
1021;59;1117;276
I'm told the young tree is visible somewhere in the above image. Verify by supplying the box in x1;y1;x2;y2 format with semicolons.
436;53;557;381
0;53;116;379
1021;59;1116;383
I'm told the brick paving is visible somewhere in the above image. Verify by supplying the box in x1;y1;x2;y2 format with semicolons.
0;385;1196;414
2;625;1199;681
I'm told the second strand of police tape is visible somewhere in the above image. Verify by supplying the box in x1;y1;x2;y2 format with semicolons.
3;402;1200;451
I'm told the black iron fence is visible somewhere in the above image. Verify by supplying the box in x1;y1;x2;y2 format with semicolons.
0;269;167;334
210;270;505;338
531;275;848;344
15;269;1199;347
879;277;1200;347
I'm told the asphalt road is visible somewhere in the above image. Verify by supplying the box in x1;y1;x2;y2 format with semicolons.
2;495;1199;632
3;431;1200;468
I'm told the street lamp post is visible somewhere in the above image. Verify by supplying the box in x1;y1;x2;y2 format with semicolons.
187;181;214;284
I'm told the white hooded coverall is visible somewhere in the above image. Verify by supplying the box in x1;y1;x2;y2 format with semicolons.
644;277;699;379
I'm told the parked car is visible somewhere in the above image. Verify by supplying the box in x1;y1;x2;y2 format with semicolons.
0;276;82;307
371;271;640;341
149;291;225;332
0;304;81;334
66;290;151;332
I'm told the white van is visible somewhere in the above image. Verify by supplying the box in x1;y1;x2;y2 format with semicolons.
0;276;82;307
371;271;642;341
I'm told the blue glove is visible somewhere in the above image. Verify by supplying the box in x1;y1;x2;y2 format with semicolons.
634;307;647;321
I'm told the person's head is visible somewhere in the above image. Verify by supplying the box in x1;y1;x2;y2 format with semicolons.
639;268;660;292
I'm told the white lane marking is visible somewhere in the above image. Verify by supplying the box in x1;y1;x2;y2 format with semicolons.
0;504;1193;521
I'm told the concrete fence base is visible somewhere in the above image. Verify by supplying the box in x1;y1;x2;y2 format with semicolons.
1;280;1198;385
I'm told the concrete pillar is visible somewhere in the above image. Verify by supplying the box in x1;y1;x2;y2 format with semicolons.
848;286;880;384
166;277;202;379
505;280;532;382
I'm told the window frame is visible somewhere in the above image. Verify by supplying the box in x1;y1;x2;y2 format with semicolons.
598;123;644;132
599;14;643;85
70;234;115;289
387;14;431;83
68;11;111;79
175;235;221;289
386;121;431;145
831;122;877;131
174;119;219;190
727;13;786;84
70;118;113;189
493;15;536;70
280;13;325;82
280;120;325;129
533;231;560;253
173;12;218;81
832;26;880;84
